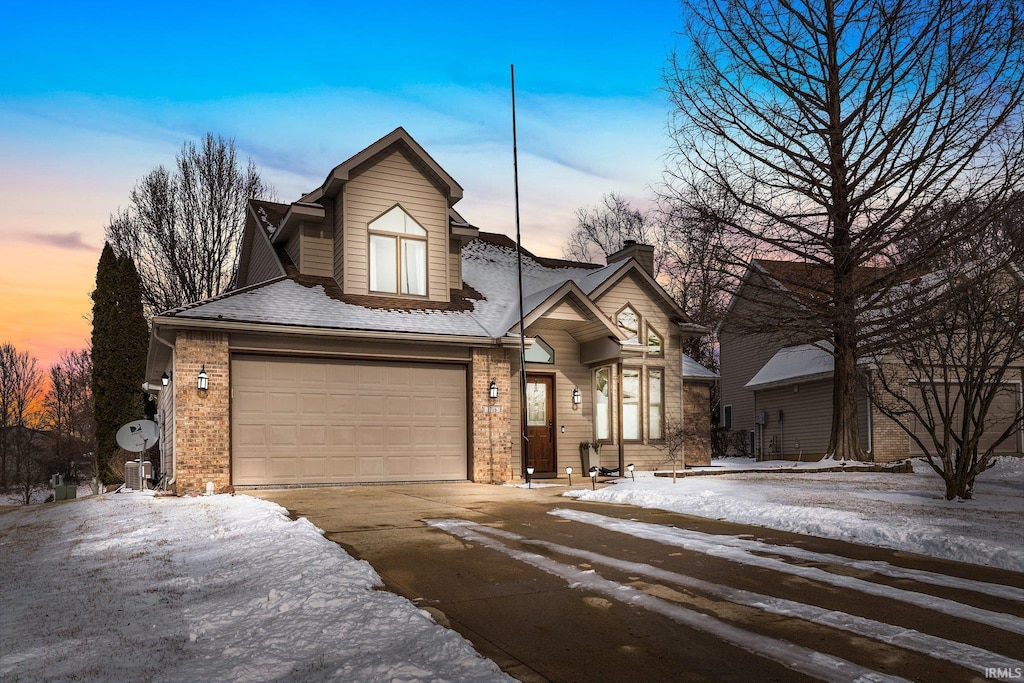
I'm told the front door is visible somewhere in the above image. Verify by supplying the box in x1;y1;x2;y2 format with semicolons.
525;374;556;473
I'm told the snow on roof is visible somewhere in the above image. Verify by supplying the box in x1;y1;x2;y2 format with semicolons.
171;236;628;339
682;354;718;379
744;342;836;389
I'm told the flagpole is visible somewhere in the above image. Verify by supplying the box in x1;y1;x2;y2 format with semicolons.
511;64;529;479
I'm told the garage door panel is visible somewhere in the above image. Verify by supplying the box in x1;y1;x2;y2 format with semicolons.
232;356;467;485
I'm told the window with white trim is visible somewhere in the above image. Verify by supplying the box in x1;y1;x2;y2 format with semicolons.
369;205;427;295
648;369;663;439
595;367;611;440
646;325;663;356
617;306;639;343
622;368;641;440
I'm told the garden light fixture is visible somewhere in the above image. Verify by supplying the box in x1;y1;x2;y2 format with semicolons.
565;466;572;486
627;463;635;482
526;465;534;488
589;466;598;490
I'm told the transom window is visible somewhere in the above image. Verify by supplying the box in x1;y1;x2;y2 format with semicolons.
524;336;555;364
617;306;639;343
369;205;427;295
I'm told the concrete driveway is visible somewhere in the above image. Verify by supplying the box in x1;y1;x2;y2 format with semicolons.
249;482;1024;683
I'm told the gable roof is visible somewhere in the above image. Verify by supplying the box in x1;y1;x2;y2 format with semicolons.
301;127;463;205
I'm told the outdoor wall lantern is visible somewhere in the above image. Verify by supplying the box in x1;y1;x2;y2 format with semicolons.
489;379;498;400
589;466;599;490
197;365;209;391
627;463;635;482
526;465;535;489
565;466;572;486
161;372;170;387
572;386;581;408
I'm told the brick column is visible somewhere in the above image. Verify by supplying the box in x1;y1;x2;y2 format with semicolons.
683;382;712;466
470;347;513;483
173;330;231;495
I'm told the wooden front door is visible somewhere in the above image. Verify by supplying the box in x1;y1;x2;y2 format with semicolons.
525;374;556;473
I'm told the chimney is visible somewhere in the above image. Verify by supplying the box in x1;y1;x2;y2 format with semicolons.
606;239;655;276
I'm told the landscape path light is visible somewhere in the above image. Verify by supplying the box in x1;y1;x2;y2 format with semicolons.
627;463;635;482
197;365;209;391
565;466;572;486
589;466;598;490
526;465;534;489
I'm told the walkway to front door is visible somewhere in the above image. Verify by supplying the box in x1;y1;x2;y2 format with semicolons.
525;374;555;474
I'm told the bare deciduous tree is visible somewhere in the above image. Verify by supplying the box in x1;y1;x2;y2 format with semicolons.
563;193;664;274
106;134;273;317
44;349;94;483
665;0;1024;459
870;226;1024;499
0;343;48;503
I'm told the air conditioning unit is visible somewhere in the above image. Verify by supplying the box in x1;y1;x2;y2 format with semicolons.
125;460;153;489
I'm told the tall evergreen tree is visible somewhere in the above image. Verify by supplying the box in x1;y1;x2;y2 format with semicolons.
91;244;149;483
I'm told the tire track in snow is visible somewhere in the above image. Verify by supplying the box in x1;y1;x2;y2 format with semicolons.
428;519;909;683
466;522;1024;678
551;509;1024;636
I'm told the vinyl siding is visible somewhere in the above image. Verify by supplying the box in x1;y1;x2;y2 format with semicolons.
449;244;461;288
592;273;687;470
343;149;450;301
909;382;1023;455
284;232;301;270
332;196;344;284
245;229;284;285
300;220;333;277
753;379;870;459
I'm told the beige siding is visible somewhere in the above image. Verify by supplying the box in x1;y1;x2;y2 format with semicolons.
300;221;333;277
753;379;870;459
158;365;174;478
343;149;450;301
449;243;461;288
332;196;344;284
246;229;284;285
591;274;687;470
909;383;1022;456
228;332;471;363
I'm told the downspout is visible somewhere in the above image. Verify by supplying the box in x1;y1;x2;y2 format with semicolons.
153;327;176;485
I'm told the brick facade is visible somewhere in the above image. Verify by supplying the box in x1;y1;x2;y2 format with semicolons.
470;346;513;483
682;382;713;466
172;331;231;495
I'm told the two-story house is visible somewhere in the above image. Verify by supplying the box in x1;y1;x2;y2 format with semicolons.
719;260;1023;461
145;128;715;494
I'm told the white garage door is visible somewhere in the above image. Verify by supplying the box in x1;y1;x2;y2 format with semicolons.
232;356;467;485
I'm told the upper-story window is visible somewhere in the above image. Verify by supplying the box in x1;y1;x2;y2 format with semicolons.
524;336;555;364
369;205;427;296
617;306;639;343
646;326;663;356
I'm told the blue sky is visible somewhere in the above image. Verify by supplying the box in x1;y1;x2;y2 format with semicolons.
0;0;686;365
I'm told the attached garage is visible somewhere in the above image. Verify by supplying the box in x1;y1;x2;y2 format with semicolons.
231;355;468;485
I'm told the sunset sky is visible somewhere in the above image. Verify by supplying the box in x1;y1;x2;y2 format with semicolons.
0;1;685;370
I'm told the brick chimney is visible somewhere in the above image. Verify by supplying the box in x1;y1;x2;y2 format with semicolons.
606;239;655;276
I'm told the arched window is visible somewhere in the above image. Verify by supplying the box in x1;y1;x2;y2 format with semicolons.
369;205;427;295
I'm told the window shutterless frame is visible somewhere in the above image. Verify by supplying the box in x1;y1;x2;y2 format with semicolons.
621;366;642;441
367;204;428;297
648;367;664;440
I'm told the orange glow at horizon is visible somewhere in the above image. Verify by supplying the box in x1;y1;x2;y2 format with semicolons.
0;241;98;370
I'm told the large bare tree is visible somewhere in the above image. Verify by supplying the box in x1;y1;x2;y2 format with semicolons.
563;193;664;274
106;134;273;317
665;0;1024;459
44;349;94;482
0;343;47;502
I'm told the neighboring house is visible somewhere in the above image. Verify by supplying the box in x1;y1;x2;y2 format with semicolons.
145;128;715;494
719;260;1024;461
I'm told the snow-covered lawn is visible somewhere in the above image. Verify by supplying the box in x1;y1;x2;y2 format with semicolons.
566;456;1024;572
0;492;510;683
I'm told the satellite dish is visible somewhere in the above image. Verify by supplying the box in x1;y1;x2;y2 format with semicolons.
116;420;159;452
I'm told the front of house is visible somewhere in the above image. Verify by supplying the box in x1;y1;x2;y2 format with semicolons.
145;128;714;494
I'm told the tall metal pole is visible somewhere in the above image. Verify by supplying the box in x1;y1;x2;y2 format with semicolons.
511;64;529;478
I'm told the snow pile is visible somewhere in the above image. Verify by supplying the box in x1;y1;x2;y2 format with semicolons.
0;493;510;683
565;457;1024;571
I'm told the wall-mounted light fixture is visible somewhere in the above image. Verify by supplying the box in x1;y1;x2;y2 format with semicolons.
197;365;209;391
161;372;170;387
572;386;581;408
489;379;498;400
